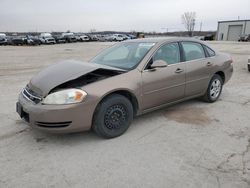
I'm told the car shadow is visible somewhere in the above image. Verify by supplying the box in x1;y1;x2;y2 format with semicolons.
132;98;205;126
16;98;208;144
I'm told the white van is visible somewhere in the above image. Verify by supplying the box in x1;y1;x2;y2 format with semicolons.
0;33;7;45
39;33;56;44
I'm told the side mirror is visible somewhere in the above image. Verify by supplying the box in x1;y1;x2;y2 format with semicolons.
151;60;168;69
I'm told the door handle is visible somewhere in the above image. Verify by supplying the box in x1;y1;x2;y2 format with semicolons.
175;68;183;73
207;62;213;66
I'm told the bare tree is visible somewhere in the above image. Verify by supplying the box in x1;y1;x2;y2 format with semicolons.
181;12;196;37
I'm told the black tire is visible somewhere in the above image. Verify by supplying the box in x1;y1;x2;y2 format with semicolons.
92;94;133;138
202;74;223;103
248;65;250;72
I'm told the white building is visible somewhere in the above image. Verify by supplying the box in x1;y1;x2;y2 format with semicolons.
217;19;250;41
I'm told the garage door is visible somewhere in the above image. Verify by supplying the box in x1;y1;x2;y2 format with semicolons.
227;25;243;41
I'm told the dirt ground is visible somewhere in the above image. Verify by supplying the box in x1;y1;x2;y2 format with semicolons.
0;41;250;188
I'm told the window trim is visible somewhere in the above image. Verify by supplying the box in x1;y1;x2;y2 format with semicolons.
203;44;216;57
178;42;185;62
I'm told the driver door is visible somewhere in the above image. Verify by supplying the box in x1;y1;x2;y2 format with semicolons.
141;42;186;110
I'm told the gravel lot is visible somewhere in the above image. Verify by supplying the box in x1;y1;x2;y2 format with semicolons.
0;41;250;188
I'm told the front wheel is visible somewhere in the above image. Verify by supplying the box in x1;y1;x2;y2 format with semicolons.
92;94;133;138
202;74;223;103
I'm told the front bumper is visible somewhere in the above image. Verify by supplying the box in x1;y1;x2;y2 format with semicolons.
17;93;96;133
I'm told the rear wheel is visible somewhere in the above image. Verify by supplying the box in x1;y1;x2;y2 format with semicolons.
92;94;133;138
202;74;223;103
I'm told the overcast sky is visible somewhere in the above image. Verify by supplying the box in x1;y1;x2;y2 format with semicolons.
0;0;250;32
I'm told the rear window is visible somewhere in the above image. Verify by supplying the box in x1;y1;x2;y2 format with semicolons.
182;42;205;61
204;45;216;57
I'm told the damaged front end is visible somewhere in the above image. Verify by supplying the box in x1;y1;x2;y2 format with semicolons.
17;60;127;133
50;68;123;93
27;60;125;99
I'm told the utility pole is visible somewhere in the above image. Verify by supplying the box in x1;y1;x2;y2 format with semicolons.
161;28;168;36
199;22;202;34
191;18;195;37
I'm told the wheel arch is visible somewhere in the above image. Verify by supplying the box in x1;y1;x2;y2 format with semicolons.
214;71;225;84
94;89;139;118
91;89;139;131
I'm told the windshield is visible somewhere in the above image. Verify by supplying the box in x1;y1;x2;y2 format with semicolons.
91;42;155;70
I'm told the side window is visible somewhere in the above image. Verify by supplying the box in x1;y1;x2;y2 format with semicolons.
204;45;216;57
182;42;205;61
153;43;180;65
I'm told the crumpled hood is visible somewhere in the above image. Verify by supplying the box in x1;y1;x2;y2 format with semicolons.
28;60;122;96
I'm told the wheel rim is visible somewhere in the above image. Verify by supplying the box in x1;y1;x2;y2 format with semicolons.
210;79;222;100
104;104;127;130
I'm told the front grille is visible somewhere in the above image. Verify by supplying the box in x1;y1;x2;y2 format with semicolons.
35;121;72;128
22;86;42;104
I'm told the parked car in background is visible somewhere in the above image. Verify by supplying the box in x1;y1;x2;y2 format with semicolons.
40;32;52;39
78;34;90;42
111;34;124;41
6;36;13;45
75;35;80;41
204;34;214;41
0;33;7;45
96;35;107;42
245;34;250;42
26;35;41;45
39;33;56;44
40;37;56;44
238;34;250;42
193;36;205;40
126;34;136;39
86;34;98;41
62;33;77;43
104;35;115;42
121;34;130;40
16;38;233;138
11;36;27;45
53;35;66;43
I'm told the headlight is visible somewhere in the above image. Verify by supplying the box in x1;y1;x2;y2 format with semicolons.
42;89;87;105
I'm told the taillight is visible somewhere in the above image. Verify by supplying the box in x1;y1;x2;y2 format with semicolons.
230;56;233;64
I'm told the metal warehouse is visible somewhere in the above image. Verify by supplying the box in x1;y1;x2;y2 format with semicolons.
217;19;250;41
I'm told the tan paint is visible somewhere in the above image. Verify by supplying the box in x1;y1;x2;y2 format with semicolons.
17;37;233;133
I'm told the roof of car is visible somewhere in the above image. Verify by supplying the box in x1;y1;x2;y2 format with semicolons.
125;37;203;44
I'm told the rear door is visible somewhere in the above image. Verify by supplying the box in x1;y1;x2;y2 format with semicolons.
141;42;186;110
181;41;212;97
